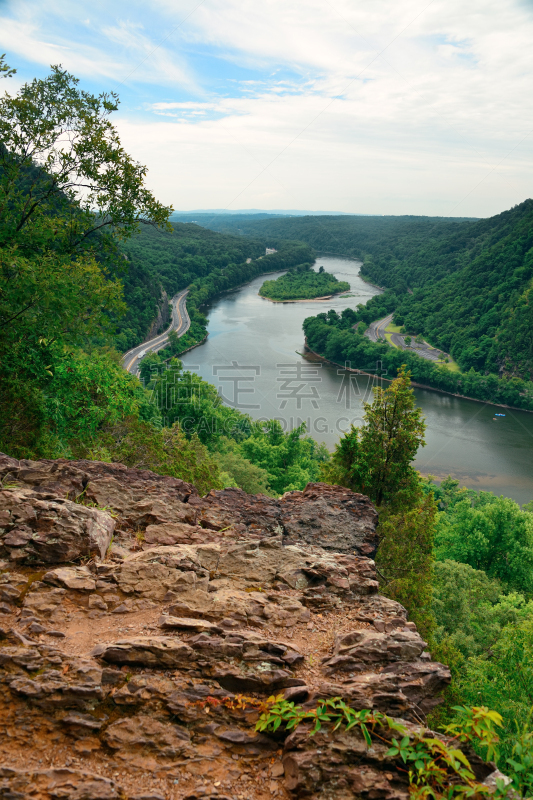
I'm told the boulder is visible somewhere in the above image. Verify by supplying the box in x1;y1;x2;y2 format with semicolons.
0;488;114;563
280;482;378;557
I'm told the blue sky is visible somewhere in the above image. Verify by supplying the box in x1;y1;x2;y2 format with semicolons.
1;0;533;216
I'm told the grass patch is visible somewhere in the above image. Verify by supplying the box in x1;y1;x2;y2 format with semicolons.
386;322;403;334
435;358;461;373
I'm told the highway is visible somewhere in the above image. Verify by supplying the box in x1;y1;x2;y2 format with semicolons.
364;313;445;363
366;313;394;342
121;289;190;376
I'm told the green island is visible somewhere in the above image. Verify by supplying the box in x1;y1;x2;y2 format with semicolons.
259;263;350;301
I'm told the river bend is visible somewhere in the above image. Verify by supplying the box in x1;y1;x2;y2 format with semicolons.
179;257;533;505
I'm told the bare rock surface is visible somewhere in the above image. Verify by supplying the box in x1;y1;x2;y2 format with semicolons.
0;456;378;557
0;451;489;800
0;487;115;563
280;482;378;556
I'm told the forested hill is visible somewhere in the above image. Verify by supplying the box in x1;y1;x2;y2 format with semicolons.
193;201;533;379
352;199;533;378
115;223;265;351
185;212;474;264
389;200;533;377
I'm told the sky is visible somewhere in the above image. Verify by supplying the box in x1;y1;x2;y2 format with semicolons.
1;0;533;217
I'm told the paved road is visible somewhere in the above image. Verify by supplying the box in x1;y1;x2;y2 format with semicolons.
364;313;445;363
121;289;190;376
366;313;394;342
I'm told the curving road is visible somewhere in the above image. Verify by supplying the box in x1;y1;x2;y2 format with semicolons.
121;289;190;375
366;313;394;342
364;313;446;363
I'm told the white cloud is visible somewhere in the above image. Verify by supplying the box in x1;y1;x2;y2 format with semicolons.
0;18;124;79
2;0;533;214
0;3;200;89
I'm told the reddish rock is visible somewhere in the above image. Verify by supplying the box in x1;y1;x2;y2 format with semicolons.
0;452;485;800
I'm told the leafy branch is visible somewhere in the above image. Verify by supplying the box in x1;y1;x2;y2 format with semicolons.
255;696;512;799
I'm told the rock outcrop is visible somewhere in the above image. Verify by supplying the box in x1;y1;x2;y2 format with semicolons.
0;453;493;800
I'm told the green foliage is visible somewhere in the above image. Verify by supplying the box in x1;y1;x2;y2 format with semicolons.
256;695;395;741
256;696;506;799
432;560;533;660
74;415;222;496
377;494;437;639
322;368;436;637
454;616;533;766
323;366;425;507
215;445;271;495
259;264;349;300
0;344;154;458
0;65;170;254
0;62;172;458
303;311;533;410
144;357;329;496
434;494;533;593
116;223;266;350
505;714;533;798
0;54;16;80
424;478;533;783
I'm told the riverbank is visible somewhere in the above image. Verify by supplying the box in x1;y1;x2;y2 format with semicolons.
303;340;533;413
174;334;208;358
259;289;352;303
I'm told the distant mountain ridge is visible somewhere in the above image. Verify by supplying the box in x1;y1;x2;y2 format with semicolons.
171;208;356;217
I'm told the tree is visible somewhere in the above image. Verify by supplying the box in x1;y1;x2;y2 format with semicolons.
456;615;533;764
377;493;437;637
434;494;533;593
0;60;172;456
322;366;435;637
432;559;533;659
0;64;172;351
0;54;16;80
78;416;223;497
0;64;171;256
323;366;426;508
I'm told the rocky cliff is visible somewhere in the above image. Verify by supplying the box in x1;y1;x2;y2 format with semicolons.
0;453;490;800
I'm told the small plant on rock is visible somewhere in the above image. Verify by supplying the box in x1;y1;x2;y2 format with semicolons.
256;697;511;798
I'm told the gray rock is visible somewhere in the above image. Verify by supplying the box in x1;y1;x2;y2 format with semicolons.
0;488;114;563
280;482;378;557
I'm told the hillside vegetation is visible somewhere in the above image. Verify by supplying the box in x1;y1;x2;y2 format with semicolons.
196;203;533;382
0;59;323;497
259;263;349;301
116;223;265;351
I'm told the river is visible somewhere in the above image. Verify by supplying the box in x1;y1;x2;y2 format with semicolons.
180;256;533;506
